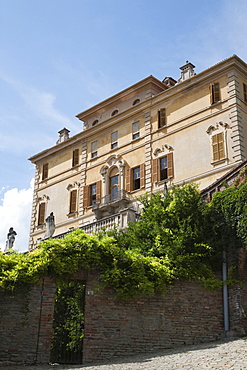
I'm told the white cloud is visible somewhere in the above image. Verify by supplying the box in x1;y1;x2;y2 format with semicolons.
0;180;33;253
0;73;79;131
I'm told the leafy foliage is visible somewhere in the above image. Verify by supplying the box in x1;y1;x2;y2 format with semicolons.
0;182;246;298
50;281;85;363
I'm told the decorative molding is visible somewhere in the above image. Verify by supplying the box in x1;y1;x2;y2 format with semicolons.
66;181;80;191
153;144;173;157
100;155;126;182
206;121;230;135
37;194;50;203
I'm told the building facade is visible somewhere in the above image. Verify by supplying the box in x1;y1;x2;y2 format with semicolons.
28;55;247;250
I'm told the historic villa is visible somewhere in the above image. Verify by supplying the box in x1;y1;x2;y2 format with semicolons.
28;55;247;249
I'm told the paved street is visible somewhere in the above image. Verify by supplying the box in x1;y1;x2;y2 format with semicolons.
1;337;247;369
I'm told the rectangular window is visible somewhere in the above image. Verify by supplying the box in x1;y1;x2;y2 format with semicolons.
133;166;141;190
132;121;140;140
244;83;247;102
160;157;168;181
38;203;45;225
212;132;225;161
91;140;98;158
111;131;118;149
72;149;79;167
90;184;97;206
42;163;48;180
69;190;77;213
211;82;221;104
158;108;166;128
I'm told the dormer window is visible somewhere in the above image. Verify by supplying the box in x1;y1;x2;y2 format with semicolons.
111;109;119;116
133;99;140;106
92;119;99;126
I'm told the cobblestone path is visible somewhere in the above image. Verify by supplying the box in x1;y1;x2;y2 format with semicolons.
1;337;247;369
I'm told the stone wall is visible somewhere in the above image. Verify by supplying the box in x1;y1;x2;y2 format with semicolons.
83;270;224;363
0;277;55;366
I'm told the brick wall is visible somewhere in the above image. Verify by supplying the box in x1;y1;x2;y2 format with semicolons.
0;277;56;366
0;267;246;365
83;270;224;363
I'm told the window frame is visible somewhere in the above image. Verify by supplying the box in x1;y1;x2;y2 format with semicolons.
212;132;225;162
69;189;77;214
132;121;140;140
159;156;168;181
211;82;221;104
133;166;141;190
133;98;140;106
91;140;98;158
90;183;97;206
72;149;79;167
111;131;118;149
158;108;166;128
38;203;46;225
42;163;48;180
111;109;119;117
243;83;247;103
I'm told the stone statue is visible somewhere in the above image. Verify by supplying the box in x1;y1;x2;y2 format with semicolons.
5;227;17;252
44;212;55;238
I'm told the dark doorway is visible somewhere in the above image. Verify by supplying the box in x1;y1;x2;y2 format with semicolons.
50;280;85;364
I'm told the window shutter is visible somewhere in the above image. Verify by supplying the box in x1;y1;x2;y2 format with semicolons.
126;168;131;192
96;181;101;199
214;83;220;102
70;190;77;213
211;83;220;104
42;163;48;180
140;163;145;188
38;203;45;225
72;149;79;166
243;83;247;102
83;185;89;208
167;152;174;178
152;158;158;183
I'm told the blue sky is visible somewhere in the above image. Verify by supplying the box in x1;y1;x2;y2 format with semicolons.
1;0;247;251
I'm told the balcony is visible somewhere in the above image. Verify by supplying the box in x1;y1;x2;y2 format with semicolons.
54;208;139;240
92;189;133;219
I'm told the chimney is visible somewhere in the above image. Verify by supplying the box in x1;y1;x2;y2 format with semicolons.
56;128;70;144
178;61;196;83
162;77;177;88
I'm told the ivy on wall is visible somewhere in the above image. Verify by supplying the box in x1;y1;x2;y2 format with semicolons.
0;182;246;299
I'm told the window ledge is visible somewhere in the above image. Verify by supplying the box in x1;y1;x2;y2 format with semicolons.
131;136;141;143
37;225;45;230
130;188;141;194
71;164;80;170
211;101;222;106
211;158;228;166
67;212;78;218
157;125;167;131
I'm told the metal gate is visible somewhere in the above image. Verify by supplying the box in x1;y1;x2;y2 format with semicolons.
50;280;85;364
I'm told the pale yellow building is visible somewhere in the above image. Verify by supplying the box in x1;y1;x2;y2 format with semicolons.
28;55;247;250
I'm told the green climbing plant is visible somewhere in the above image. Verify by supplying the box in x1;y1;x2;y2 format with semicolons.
0;181;246;298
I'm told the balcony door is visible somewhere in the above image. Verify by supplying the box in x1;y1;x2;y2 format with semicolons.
109;167;119;201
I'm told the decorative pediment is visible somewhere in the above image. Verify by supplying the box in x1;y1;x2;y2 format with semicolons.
38;194;49;202
153;144;173;157
66;182;80;191
100;155;125;182
206;121;230;134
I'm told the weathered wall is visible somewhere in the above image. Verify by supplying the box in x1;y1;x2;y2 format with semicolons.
0;277;55;366
1;267;247;365
83;270;224;363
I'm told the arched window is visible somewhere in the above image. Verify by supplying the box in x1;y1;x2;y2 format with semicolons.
111;109;119;116
92;119;98;126
133;98;140;106
109;167;119;201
